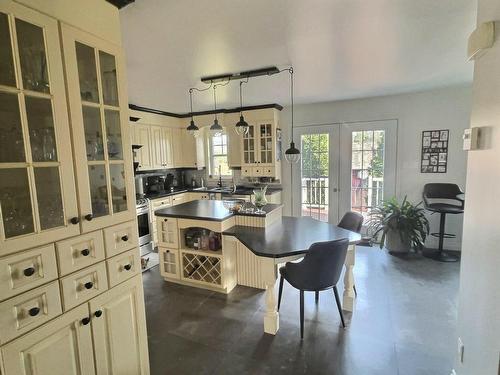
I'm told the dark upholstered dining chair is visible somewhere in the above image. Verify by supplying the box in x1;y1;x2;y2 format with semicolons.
338;211;363;295
277;238;349;338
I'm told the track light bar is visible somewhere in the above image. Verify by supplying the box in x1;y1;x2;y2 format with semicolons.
201;66;280;83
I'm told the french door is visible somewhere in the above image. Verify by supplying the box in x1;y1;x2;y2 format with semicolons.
292;120;397;227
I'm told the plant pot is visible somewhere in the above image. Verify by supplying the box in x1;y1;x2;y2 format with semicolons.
385;229;411;253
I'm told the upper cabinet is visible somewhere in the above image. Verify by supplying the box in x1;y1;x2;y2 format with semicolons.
240;109;282;179
224;113;242;168
61;25;135;233
132;124;153;171
0;3;79;255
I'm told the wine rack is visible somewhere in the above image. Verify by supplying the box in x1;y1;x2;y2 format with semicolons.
181;251;222;286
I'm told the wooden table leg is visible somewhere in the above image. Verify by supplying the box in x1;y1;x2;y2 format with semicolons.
261;257;279;335
343;244;356;312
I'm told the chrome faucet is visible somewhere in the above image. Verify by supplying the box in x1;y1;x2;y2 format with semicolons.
217;165;223;188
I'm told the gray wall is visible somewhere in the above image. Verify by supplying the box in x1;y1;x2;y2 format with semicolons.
455;1;500;373
279;85;472;250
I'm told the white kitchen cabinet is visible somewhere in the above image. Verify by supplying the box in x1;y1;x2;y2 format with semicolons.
89;275;149;375
150;196;172;245
162;127;175;168
1;304;96;375
157;217;179;248
132;124;153;170
61;24;136;233
240;109;281;179
0;2;80;255
150;126;174;169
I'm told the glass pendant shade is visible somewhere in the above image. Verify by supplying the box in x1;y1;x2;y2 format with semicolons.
284;141;301;163
235;115;249;135
187;119;199;137
210;118;223;137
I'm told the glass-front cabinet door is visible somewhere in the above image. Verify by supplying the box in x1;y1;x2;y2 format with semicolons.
0;3;79;255
258;122;274;165
242;124;256;165
61;24;134;232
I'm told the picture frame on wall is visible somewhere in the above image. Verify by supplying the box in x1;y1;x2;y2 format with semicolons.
421;129;449;173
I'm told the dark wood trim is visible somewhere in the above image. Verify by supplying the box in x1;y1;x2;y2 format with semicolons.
129;103;283;119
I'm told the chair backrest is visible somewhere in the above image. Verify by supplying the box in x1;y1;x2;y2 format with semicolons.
338;211;364;233
292;239;349;290
423;183;463;205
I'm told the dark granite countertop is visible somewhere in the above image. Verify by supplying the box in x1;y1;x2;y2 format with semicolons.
145;186;282;200
223;216;362;258
155;200;282;221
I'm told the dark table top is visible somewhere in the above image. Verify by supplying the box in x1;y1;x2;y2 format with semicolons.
155;200;282;221
223;216;362;258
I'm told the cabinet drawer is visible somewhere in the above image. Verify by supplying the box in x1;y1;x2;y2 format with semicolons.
151;197;172;209
159;248;179;279
56;231;105;276
253;166;263;176
171;193;187;206
60;262;108;311
0;281;62;344
103;221;138;258
0;244;58;301
106;248;141;288
241;166;252;176
261;166;275;177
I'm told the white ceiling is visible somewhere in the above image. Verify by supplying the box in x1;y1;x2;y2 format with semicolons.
120;0;476;113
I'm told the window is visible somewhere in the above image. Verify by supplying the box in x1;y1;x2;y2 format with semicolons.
350;130;385;219
209;132;232;177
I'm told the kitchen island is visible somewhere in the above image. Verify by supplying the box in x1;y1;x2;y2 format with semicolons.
155;200;360;334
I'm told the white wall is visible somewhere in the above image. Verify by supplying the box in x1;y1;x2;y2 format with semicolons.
455;1;500;373
279;85;472;250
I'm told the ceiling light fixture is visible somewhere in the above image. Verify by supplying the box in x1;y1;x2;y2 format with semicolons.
284;67;300;163
186;88;200;137
210;83;225;137
235;77;249;136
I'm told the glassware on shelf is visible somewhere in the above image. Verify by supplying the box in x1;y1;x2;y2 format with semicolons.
252;185;268;215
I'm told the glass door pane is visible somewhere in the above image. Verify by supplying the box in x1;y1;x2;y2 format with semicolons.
88;165;109;217
243;124;255;164
0;12;16;87
25;96;57;162
0;169;34;238
0;92;25;162
300;133;329;222
99;51;119;106
350;130;385;220
15;19;49;93
34;167;64;230
75;42;99;103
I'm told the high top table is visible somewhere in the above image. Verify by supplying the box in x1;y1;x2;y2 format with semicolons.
224;216;361;335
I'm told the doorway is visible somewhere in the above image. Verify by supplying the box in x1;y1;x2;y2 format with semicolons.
292;120;397;226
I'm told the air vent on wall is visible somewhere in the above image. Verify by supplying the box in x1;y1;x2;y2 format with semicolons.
130;116;140;122
106;0;135;9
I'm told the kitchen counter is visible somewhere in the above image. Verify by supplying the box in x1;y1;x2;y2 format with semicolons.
154;200;282;221
223;216;361;258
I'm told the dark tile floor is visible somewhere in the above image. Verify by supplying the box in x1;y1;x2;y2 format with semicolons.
143;246;460;375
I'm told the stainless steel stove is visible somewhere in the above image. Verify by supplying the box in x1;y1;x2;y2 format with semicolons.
136;197;155;270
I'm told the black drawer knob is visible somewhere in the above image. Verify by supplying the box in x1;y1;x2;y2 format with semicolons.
70;217;80;225
84;214;93;221
94;310;103;318
124;264;132;271
121;235;129;242
84;281;94;289
81;249;90;256
81;317;91;325
23;267;35;277
28;307;40;317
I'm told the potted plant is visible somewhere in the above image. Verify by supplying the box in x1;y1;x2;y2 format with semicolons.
368;197;429;253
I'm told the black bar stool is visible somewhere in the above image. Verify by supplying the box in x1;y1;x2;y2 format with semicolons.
422;183;464;262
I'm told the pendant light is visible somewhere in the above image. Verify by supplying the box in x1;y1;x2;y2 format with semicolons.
210;84;224;137
284;67;300;163
186;88;200;137
235;79;249;135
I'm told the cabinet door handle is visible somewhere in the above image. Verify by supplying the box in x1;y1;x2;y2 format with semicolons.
28;307;40;317
84;281;94;289
84;214;93;221
81;317;91;325
70;217;80;225
81;249;90;256
94;310;103;318
124;264;132;271
23;267;35;277
121;235;129;242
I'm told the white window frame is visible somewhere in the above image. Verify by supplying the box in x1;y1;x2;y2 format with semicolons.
208;131;232;178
